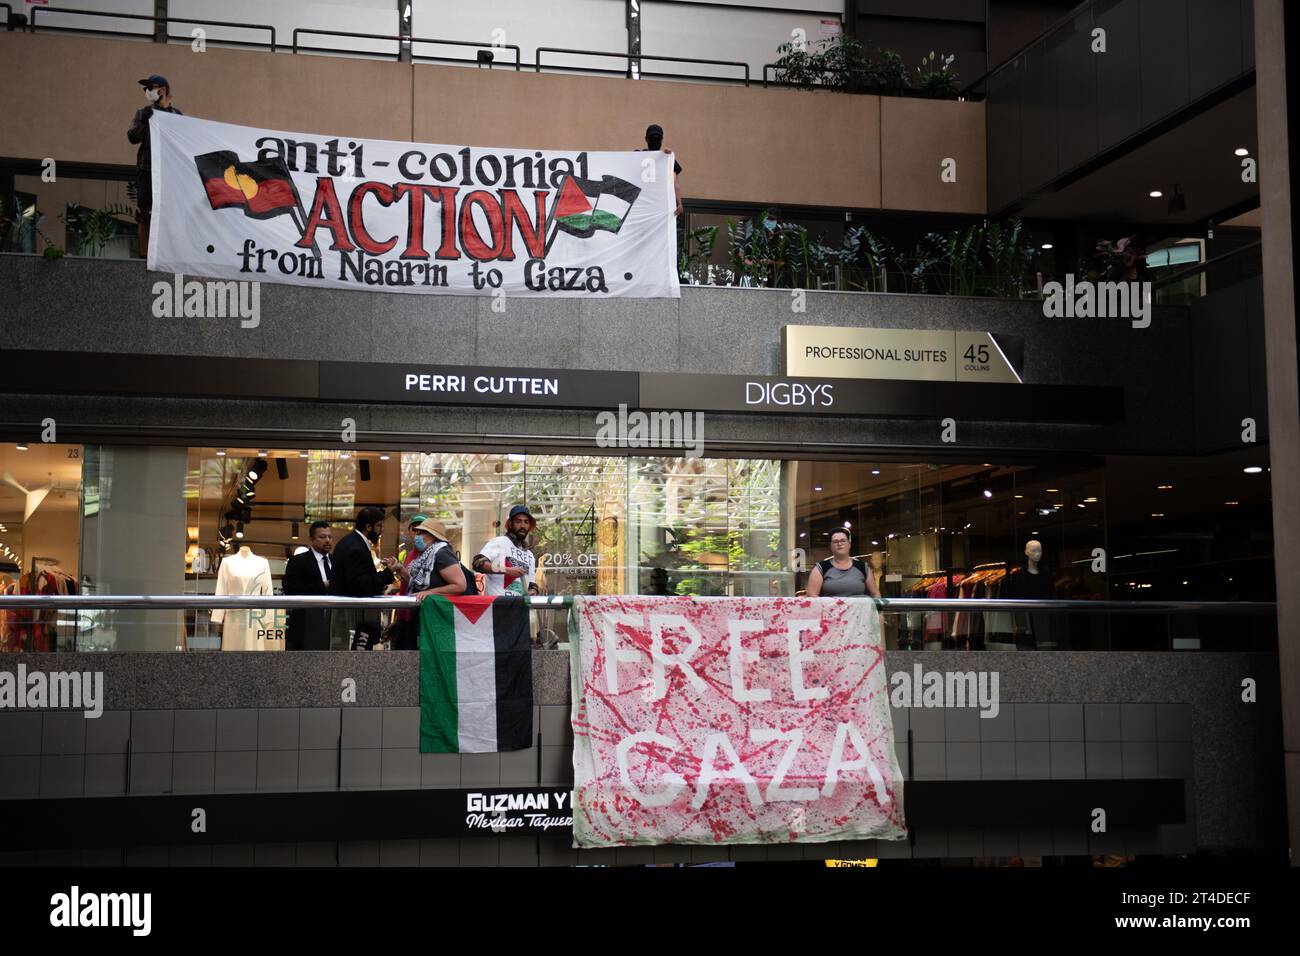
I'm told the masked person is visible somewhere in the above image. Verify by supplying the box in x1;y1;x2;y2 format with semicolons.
126;74;183;258
396;517;479;649
472;505;539;597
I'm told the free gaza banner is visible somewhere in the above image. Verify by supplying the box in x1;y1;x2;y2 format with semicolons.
148;113;679;298
569;596;906;847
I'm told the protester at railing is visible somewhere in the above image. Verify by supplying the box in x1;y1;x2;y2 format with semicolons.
472;505;539;597
806;528;880;598
394;518;476;650
126;74;183;259
639;124;682;217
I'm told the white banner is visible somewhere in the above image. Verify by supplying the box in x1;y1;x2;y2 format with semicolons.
569;596;906;847
148;113;679;298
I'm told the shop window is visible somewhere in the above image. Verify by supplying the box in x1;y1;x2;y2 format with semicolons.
0;441;83;652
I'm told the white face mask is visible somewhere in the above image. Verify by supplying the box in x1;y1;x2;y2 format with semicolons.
144;88;161;104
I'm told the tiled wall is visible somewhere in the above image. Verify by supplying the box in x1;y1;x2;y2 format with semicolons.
0;701;1195;865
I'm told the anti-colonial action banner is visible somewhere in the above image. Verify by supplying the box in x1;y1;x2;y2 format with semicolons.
569;596;906;847
148;113;679;298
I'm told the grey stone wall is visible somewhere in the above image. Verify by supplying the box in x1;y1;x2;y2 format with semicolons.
0;255;1204;455
0;648;1283;864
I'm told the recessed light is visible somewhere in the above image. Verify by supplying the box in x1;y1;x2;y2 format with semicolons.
1018;511;1026;515
215;449;226;456
814;485;823;492
258;450;268;457
299;451;309;459
1243;466;1263;474
1013;494;1024;499
379;453;390;461
1084;497;1098;503
1077;503;1085;508
799;532;806;538
871;469;880;475
1157;484;1173;490
340;452;351;460
1151;513;1164;517
871;540;879;546
1149;190;1163;198
983;490;993;498
15;443;28;451
1234;147;1249;156
1224;500;1239;506
843;521;851;529
1046;488;1059;492
1182;580;1189;585
1040;243;1053;250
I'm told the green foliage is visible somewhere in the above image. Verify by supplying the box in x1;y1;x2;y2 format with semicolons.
772;36;911;93
678;224;719;281
61;202;136;257
1;194;62;257
917;51;960;98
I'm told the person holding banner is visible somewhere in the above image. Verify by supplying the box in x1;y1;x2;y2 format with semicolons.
127;74;183;258
807;528;880;598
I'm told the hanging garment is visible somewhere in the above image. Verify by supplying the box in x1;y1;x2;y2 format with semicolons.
211;549;278;651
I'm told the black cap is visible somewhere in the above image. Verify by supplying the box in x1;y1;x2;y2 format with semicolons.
138;74;170;90
645;124;664;138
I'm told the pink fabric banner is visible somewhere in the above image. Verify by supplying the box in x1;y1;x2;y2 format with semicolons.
569;596;906;848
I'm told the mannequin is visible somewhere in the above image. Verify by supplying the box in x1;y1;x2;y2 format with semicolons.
211;545;279;652
1008;538;1052;649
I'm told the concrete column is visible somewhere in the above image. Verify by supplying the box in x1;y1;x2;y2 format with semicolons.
1254;0;1300;864
80;445;186;651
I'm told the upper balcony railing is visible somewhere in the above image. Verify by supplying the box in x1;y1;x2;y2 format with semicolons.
10;6;760;87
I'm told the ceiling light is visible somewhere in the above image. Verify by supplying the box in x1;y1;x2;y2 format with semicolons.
1157;484;1173;490
1046;488;1058;492
15;443;28;451
257;450;268;457
1182;580;1189;585
1013;494;1023;499
298;451;309;459
340;452;352;460
247;468;260;479
379;454;391;461
871;540;879;546
1084;497;1098;503
1234;147;1249;156
235;522;245;538
1243;466;1263;474
983;490;993;499
216;449;226;456
843;521;851;529
871;469;880;475
1151;513;1164;518
1040;243;1053;250
1149;190;1162;198
291;521;299;540
1224;500;1239;506
814;485;823;492
1077;503;1085;508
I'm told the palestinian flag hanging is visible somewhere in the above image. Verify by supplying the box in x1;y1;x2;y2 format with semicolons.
194;150;300;219
419;595;534;753
545;174;641;252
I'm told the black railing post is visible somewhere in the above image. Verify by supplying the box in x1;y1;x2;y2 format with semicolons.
153;0;166;44
626;0;641;80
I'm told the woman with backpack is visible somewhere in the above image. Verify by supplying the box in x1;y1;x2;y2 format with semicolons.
806;528;880;598
394;517;476;650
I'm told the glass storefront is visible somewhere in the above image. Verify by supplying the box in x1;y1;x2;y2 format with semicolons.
0;441;1275;652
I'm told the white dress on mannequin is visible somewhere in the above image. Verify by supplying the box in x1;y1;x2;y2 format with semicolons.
211;547;279;651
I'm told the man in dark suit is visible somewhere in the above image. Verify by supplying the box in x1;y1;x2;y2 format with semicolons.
283;521;333;651
330;506;398;650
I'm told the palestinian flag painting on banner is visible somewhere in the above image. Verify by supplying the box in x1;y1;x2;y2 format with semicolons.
545;174;642;252
420;596;533;753
194;150;300;220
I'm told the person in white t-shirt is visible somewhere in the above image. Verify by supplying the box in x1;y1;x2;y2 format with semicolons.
472;504;539;597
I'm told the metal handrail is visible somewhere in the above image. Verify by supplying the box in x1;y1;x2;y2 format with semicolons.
0;595;1276;614
957;0;1094;97
1151;240;1262;290
30;6;277;52
292;28;522;70
535;47;749;85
